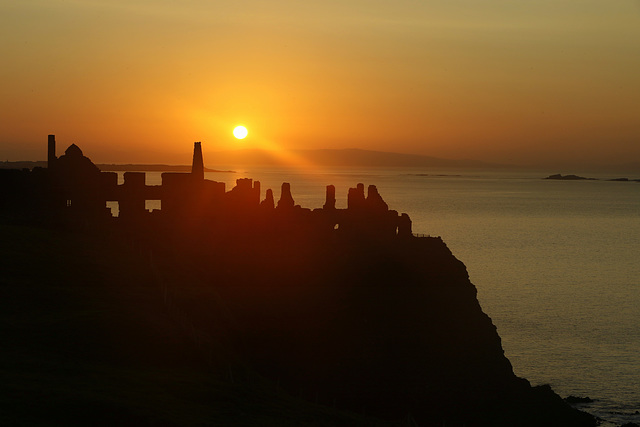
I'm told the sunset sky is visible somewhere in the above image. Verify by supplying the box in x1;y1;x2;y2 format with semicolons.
1;0;639;167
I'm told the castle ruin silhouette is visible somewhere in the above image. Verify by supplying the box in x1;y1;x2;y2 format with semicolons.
1;135;412;239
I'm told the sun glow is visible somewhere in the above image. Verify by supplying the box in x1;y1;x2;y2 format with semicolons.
233;126;248;139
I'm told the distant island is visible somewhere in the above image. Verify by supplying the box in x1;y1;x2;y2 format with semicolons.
545;174;597;180
545;173;640;182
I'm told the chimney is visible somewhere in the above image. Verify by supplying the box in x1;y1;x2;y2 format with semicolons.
191;141;204;181
47;134;56;168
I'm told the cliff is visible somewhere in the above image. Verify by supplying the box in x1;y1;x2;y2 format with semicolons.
149;230;595;427
0;213;596;426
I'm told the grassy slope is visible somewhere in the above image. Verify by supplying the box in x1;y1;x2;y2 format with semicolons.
0;223;396;426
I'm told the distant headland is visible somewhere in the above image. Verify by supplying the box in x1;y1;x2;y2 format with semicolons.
0;135;596;426
1;146;506;170
207;147;506;168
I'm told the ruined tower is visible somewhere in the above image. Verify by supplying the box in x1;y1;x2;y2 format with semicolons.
191;141;204;181
323;185;336;210
277;183;295;209
48;134;57;169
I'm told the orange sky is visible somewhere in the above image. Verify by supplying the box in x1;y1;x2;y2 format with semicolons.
1;0;639;167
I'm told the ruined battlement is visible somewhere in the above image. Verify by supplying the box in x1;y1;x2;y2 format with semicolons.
0;135;412;238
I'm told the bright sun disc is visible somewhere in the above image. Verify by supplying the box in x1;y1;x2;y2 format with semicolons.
233;126;248;139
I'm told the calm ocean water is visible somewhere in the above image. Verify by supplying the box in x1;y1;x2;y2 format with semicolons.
119;167;640;425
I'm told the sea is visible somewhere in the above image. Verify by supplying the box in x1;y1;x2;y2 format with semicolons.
114;166;640;425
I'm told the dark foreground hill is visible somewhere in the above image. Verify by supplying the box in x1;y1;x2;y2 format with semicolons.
0;219;595;426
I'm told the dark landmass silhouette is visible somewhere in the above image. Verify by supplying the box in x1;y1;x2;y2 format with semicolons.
545;174;596;181
606;177;640;182
0;147;501;169
545;173;640;182
202;148;506;168
0;136;597;426
5;149;640;172
410;173;463;177
0;160;48;169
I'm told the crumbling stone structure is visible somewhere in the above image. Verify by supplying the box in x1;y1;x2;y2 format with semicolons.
0;135;413;238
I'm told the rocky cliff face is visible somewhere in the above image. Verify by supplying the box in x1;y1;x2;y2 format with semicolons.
159;231;596;427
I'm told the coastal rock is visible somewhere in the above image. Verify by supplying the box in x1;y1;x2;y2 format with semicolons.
566;395;594;404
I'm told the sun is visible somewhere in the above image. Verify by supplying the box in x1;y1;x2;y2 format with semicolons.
233;126;248;139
